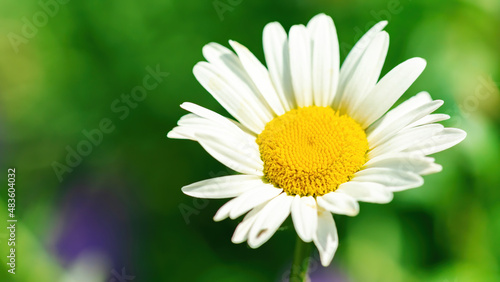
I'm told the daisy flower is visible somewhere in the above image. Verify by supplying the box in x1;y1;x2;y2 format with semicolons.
168;13;466;269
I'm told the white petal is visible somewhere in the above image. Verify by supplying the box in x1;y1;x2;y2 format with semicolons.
336;181;393;203
335;20;388;109
168;114;217;141
229;184;283;219
291;196;318;243
313;208;338;267
339;31;389;115
231;203;266;244
193;62;271;133
263;22;294;111
352;168;424;192
202;42;263;105
316;192;360;216
182;175;263;199
408;113;450;128
289;24;313;107
167;125;195;140
404;128;466;155
180;102;241;130
307;14;340;107
248;193;293;248
202;42;248;80
369;124;444;158
195;129;263;175
202;43;274;118
229;40;286;116
421;163;443;175
367;91;432;131
168;103;263;175
213;197;239;222
364;153;442;175
177;113;212;127
367;99;444;148
352;58;427;128
171;113;250;141
168;102;247;141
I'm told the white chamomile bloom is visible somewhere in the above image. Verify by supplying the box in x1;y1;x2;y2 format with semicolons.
168;14;466;267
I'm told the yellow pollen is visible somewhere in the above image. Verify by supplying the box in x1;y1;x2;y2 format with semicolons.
256;106;369;197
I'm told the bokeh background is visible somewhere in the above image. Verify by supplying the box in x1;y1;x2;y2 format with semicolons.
0;0;499;281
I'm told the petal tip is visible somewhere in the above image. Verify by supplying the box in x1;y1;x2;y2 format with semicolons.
192;61;207;74
455;128;467;142
346;208;360;217
166;130;177;139
376;20;389;30
179;102;193;110
231;234;245;244
180;186;192;196
415;57;427;68
213;214;226;222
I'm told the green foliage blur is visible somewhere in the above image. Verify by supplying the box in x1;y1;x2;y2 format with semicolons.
0;0;499;281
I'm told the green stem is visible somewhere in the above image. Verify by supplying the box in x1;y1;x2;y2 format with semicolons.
290;235;312;282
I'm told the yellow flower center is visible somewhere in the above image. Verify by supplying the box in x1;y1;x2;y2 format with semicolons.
256;106;369;197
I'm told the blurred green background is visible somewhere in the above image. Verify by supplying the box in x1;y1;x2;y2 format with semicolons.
0;0;499;281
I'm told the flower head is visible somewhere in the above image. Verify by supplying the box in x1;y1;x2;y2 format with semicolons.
168;14;466;266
